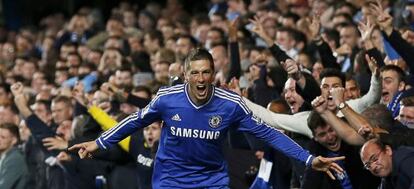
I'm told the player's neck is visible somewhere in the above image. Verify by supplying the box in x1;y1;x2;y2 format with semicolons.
188;87;213;106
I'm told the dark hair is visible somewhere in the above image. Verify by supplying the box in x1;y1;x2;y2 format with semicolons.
380;65;406;83
277;27;296;39
341;23;360;37
322;29;340;49
184;48;214;72
400;96;414;107
177;34;198;48
267;99;290;114
210;12;226;20
147;30;164;47
283;12;300;23
333;13;354;25
345;74;359;86
292;30;307;49
361;104;394;131
335;2;357;16
0;123;20;144
208;27;226;44
307;110;327;135
320;68;346;87
34;100;52;113
132;86;152;99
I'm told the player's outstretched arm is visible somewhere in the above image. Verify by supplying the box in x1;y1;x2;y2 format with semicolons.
68;141;98;159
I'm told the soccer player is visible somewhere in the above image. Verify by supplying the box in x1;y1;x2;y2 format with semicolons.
70;48;344;188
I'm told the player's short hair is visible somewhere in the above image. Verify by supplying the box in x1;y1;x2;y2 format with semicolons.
184;48;214;72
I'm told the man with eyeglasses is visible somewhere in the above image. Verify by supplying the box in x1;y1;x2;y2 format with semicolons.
360;138;414;189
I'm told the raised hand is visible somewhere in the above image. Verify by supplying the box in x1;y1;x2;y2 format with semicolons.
72;82;87;106
228;16;240;42
68;141;99;159
311;95;328;114
365;54;379;77
330;87;345;107
282;59;301;80
249;15;274;46
369;0;393;35
312;156;345;180
357;17;375;42
10;82;24;97
358;125;388;140
10;82;32;118
308;13;321;40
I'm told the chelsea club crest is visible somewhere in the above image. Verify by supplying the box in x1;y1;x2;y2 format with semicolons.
209;115;222;128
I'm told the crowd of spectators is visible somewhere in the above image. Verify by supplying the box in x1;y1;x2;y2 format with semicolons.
0;0;414;188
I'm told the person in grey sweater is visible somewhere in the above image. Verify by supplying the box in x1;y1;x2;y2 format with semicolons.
0;123;29;189
240;68;381;138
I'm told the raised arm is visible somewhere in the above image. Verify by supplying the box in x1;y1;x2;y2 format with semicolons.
308;13;340;70
312;94;365;146
226;17;242;82
243;97;313;138
370;0;414;72
249;16;291;62
345;57;381;113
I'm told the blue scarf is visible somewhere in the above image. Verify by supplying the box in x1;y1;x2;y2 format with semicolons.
387;91;403;119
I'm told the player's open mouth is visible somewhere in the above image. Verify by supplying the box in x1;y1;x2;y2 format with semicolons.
328;95;333;101
196;85;207;95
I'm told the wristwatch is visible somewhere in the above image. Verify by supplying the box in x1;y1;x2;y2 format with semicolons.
337;102;347;110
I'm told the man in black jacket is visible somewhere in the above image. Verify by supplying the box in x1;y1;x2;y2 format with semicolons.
360;139;414;189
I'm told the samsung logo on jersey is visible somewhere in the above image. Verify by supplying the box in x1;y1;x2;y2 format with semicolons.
170;127;220;140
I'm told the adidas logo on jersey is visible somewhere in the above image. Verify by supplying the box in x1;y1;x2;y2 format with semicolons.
171;114;181;121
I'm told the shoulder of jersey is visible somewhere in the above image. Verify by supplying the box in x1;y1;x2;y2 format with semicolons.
155;84;185;99
214;87;250;114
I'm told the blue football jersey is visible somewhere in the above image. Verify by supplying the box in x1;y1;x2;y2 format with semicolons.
97;84;314;188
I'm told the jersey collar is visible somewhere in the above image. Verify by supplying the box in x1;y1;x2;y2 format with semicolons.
184;83;215;109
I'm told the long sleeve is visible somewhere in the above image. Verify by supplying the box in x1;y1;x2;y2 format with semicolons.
226;42;241;82
243;97;314;138
345;74;381;113
25;115;56;141
316;41;341;70
235;98;314;166
383;30;414;73
244;74;380;139
96;93;162;150
88;106;130;152
296;72;321;103
268;44;291;63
